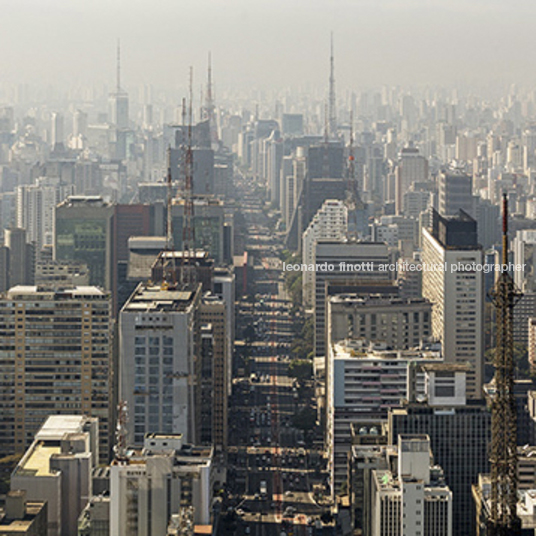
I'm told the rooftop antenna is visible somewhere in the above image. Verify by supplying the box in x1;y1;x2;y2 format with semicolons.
181;67;196;289
323;101;330;178
347;109;356;198
116;39;121;93
205;52;218;143
181;97;186;127
328;32;337;138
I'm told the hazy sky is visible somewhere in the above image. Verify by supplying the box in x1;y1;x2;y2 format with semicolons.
1;0;536;92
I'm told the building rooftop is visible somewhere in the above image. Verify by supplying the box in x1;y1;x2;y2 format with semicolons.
58;195;110;207
0;501;47;531
332;339;442;362
6;285;106;299
16;443;61;477
122;283;198;313
330;294;428;306
36;415;92;441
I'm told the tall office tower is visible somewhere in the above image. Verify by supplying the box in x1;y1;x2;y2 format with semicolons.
73;109;88;138
364;145;385;202
5;228;34;287
50;112;64;150
476;198;500;250
368;435;453;536
389;365;491;536
513;229;536;293
110;434;214;535
266;130;283;205
438;170;474;217
302;200;348;307
119;283;201;447
397;257;423;299
169;147;215;196
171;198;225;264
281;113;304;136
422;210;484;398
395;147;429;214
11;415;99;536
0;287;112;461
456;133;478;162
214;267;236;394
16;178;74;253
54;196;114;290
198;294;228;450
307;143;345;179
313;241;393;360
327;295;432;349
0;246;9;292
326;339;442;496
403;189;432;220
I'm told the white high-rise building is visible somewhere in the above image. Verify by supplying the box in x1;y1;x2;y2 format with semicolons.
51;112;64;149
302;200;347;307
369;435;453;536
16;177;74;252
119;283;201;447
421;210;484;399
513;229;536;292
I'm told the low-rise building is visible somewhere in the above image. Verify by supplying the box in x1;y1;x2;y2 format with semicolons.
110;434;214;536
11;415;98;536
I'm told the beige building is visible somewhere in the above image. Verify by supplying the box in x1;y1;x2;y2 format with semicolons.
422;210;484;398
327;294;432;350
11;415;98;536
0;286;112;460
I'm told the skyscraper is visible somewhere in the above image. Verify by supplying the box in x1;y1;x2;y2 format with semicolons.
302;199;348;307
395;147;429;214
368;435;453;536
0;287;112;461
438;170;474;217
421;209;484;398
389;365;491;536
5;228;34;287
54;196;114;290
119;283;201;447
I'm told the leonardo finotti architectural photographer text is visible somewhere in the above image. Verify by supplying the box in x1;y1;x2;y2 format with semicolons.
282;261;526;274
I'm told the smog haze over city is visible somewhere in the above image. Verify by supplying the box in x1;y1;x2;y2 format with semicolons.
2;0;536;89
1;1;536;536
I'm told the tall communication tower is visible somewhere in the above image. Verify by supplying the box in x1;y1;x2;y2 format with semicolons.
204;52;218;144
116;39;121;93
181;67;196;289
488;194;522;536
328;32;337;138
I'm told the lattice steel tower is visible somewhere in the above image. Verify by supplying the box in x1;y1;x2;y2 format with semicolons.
488;194;522;536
